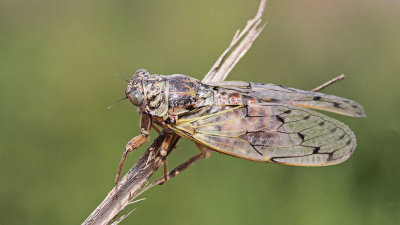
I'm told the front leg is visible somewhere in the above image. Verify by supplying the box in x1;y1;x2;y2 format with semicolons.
115;113;152;186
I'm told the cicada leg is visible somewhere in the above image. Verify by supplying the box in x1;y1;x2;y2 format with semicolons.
115;113;152;186
156;143;211;186
151;124;161;134
160;134;172;184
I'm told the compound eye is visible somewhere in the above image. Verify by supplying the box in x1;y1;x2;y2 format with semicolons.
129;91;144;106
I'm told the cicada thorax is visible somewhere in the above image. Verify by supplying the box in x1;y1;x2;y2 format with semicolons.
140;74;215;121
166;75;215;116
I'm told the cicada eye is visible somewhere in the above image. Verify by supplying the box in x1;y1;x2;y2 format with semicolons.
128;91;144;106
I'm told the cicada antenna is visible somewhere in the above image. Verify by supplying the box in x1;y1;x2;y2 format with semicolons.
115;74;129;83
107;97;128;110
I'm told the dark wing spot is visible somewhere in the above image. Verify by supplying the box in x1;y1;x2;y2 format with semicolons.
303;115;310;120
333;102;342;108
331;127;337;133
339;134;345;140
313;96;321;101
298;132;305;141
319;121;325;126
283;110;291;114
327;153;334;161
276;115;285;123
313;146;320;154
346;140;351;145
270;98;280;102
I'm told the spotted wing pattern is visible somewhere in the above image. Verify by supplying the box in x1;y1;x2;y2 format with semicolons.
169;103;356;166
209;81;366;118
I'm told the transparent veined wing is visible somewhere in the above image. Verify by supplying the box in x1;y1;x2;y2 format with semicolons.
208;81;366;118
169;103;357;166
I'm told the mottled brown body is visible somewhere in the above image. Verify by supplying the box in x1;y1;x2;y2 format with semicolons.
126;70;214;119
124;68;365;169
166;74;215;116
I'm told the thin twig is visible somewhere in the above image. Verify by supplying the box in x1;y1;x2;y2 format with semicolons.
203;0;267;83
311;74;345;92
83;132;180;225
110;210;134;225
82;1;268;224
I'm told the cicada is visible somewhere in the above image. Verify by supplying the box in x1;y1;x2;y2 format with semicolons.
115;68;366;184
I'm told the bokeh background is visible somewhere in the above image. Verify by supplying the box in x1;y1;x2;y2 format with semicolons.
1;0;399;224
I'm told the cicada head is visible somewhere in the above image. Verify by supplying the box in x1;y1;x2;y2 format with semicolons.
126;69;169;117
126;69;149;108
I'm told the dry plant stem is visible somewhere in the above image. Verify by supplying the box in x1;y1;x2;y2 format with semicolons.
82;1;268;224
203;0;267;83
110;210;134;225
311;74;345;92
83;132;180;225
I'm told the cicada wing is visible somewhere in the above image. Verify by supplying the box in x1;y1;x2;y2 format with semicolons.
169;103;357;166
208;81;366;118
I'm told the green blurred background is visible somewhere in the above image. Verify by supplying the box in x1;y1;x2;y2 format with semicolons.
1;0;399;224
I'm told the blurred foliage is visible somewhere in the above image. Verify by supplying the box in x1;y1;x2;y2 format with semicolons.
1;0;399;224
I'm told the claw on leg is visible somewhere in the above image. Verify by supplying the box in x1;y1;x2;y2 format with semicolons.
115;149;129;186
115;134;148;187
114;114;152;190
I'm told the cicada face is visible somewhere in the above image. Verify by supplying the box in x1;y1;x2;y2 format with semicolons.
126;69;169;117
126;71;147;108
